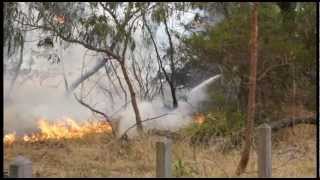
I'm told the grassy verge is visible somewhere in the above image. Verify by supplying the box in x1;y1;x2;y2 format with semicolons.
4;124;316;177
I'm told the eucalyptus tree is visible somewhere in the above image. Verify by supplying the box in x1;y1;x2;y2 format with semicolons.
235;2;259;176
140;2;190;108
15;2;161;133
130;50;159;101
3;2;29;102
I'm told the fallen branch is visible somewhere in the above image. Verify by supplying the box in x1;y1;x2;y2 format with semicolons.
66;58;110;95
230;116;316;143
269;116;315;133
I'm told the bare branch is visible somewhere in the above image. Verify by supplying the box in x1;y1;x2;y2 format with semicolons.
257;63;290;81
104;64;122;98
110;100;132;118
110;61;128;103
73;93;111;123
120;113;170;138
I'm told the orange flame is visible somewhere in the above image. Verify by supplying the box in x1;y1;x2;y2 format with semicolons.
4;117;112;145
53;15;65;24
193;113;205;125
4;132;16;145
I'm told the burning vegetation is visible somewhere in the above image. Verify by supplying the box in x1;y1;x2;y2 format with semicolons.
4;117;112;145
193;112;206;125
4;133;16;145
3;112;206;146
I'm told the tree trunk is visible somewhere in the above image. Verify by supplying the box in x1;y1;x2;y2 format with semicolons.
164;17;178;109
235;2;258;176
119;60;143;133
143;14;178;108
169;81;178;108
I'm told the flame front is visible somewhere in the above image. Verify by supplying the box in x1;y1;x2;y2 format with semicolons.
4;117;112;145
53;15;65;24
193;113;205;125
4;133;16;145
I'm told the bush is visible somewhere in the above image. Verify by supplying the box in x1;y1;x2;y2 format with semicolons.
172;159;196;177
181;3;316;120
184;111;245;145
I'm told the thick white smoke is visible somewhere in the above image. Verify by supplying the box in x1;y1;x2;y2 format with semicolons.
3;80;92;135
115;75;222;137
4;3;223;136
3;38;98;134
4;26;222;136
4;71;221;137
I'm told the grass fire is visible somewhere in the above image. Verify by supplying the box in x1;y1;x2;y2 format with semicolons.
3;2;316;178
4;117;112;145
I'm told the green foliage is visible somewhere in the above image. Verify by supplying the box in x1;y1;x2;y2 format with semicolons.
185;111;245;145
173;159;196;177
151;4;166;24
181;3;316;117
19;2;148;56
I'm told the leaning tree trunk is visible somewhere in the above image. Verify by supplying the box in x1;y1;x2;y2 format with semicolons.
164;17;178;108
169;81;178;108
143;14;178;109
66;58;108;95
119;60;143;133
236;2;258;176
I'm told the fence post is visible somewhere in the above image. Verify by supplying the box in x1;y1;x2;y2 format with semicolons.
156;138;172;177
9;156;32;178
257;123;272;178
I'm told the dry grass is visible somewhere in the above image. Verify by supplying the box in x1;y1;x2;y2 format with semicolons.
4;124;316;178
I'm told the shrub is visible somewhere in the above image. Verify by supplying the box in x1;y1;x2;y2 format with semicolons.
184;111;245;145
